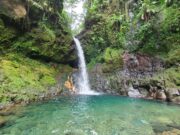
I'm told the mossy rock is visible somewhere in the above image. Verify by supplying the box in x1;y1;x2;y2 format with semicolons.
30;23;56;42
101;47;124;73
153;67;180;88
0;116;6;128
12;26;75;63
0;0;76;64
0;53;58;103
166;48;180;66
0;0;26;19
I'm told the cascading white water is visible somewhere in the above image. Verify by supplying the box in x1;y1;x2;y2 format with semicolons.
74;37;98;95
65;0;99;95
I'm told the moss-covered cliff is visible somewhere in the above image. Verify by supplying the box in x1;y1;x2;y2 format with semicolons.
0;0;76;63
0;0;75;104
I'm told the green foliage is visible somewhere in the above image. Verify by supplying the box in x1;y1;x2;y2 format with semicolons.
13;39;36;53
103;47;122;63
102;48;124;73
28;0;63;13
57;10;72;34
166;48;180;65
82;0;179;76
82;13;127;64
162;7;180;32
38;22;56;42
87;0;104;16
0;0;74;63
154;67;180;88
11;21;74;63
0;19;17;44
24;22;56;43
87;55;103;69
137;0;164;20
0;19;4;29
127;1;180;60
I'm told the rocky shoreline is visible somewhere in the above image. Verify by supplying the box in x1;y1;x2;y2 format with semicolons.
89;52;180;104
0;83;65;128
0;74;179;133
90;71;180;104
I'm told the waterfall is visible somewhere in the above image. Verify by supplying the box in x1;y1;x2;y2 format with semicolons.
74;38;98;95
64;1;99;95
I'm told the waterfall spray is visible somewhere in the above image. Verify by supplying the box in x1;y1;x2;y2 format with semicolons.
74;38;98;95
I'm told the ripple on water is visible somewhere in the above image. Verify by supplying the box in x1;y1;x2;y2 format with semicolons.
0;95;180;135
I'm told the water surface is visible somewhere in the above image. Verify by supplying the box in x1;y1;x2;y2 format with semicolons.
1;95;180;135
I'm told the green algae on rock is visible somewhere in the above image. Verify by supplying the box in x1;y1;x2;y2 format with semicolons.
0;54;57;103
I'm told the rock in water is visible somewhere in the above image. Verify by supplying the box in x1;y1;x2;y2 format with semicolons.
0;117;6;128
160;129;180;135
128;86;142;98
156;91;167;100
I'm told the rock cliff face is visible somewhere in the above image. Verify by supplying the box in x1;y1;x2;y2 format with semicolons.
122;52;164;77
0;0;76;64
89;52;180;104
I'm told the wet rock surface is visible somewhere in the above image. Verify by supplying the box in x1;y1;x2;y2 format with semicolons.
0;118;6;128
149;120;180;135
122;52;164;78
159;129;180;135
89;53;180;104
90;71;180;103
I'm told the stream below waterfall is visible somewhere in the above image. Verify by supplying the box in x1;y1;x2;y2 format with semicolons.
0;95;180;135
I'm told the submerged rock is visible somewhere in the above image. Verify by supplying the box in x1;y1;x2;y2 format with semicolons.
166;88;180;100
156;117;173;125
64;129;85;135
0;111;14;116
159;129;180;135
171;96;180;104
152;123;172;134
0;117;6;128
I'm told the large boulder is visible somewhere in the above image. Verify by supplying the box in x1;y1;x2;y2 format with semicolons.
171;96;180;104
165;88;180;103
128;86;142;98
160;129;180;135
0;0;26;19
155;91;167;100
0;117;6;128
